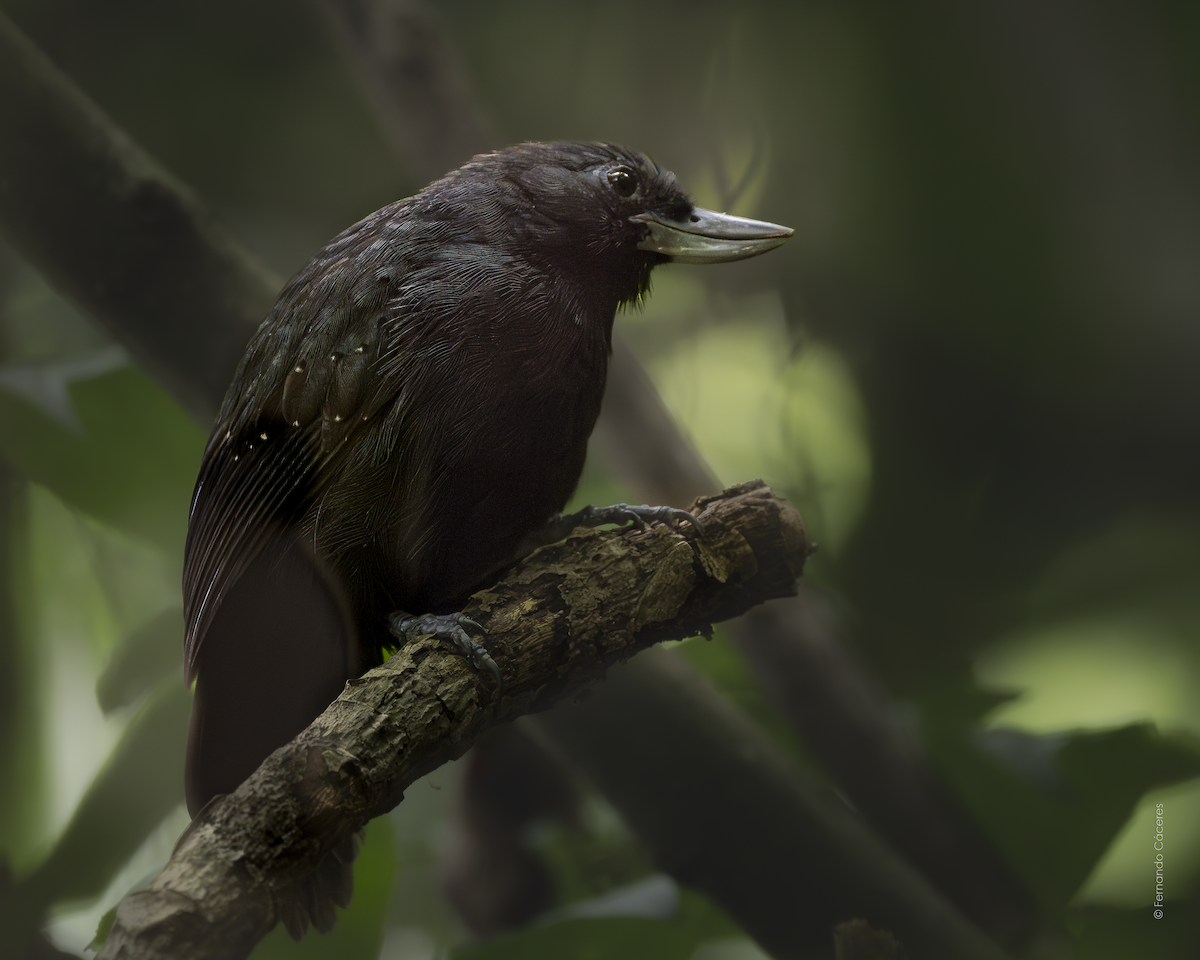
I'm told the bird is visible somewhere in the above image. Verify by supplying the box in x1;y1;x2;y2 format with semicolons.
182;141;790;930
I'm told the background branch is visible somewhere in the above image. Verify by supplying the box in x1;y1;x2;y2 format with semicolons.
0;11;276;423
311;0;492;185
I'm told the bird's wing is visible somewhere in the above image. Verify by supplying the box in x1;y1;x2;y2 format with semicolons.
182;248;404;680
183;213;539;679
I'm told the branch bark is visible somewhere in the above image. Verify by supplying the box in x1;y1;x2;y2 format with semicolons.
98;481;811;959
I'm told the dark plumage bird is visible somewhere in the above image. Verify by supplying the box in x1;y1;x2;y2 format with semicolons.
182;142;790;919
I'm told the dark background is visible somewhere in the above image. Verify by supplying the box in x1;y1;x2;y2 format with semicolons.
0;1;1198;957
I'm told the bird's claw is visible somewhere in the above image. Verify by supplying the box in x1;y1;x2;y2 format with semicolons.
389;611;503;693
578;502;704;536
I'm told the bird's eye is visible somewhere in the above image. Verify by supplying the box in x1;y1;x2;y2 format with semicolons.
606;166;638;198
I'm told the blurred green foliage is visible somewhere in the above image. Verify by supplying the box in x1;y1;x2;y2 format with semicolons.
1;0;1198;957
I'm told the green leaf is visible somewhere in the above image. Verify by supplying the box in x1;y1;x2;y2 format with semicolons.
1068;901;1200;959
0;680;189;935
96;607;184;713
930;721;1200;915
88;906;117;953
0;365;205;554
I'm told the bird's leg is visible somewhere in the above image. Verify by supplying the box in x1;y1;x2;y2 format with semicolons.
570;503;703;533
516;503;703;557
388;611;503;693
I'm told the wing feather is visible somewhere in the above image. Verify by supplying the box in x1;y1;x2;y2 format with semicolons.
183;258;398;678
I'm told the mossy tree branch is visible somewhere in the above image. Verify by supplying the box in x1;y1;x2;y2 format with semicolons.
98;481;812;959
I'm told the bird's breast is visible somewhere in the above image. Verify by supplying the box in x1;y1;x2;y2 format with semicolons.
313;298;613;631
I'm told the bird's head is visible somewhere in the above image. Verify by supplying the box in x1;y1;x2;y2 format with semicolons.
442;142;793;311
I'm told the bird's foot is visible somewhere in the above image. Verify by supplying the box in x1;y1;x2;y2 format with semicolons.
389;611;503;693
515;502;703;558
569;502;704;535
